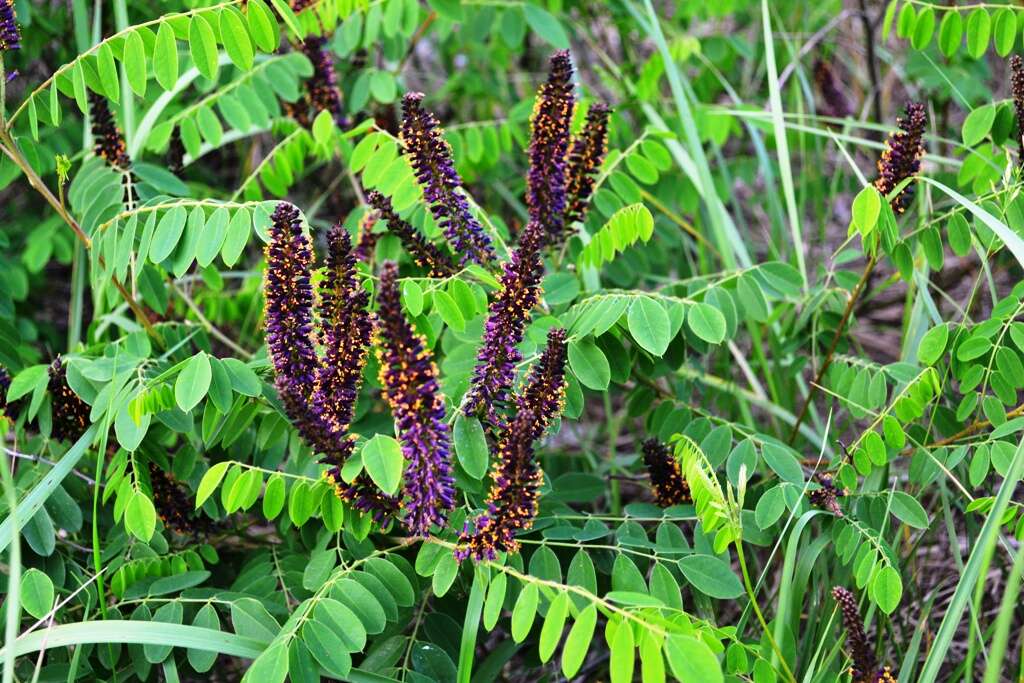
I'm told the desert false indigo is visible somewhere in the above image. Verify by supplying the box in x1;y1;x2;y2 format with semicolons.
641;438;690;507
0;0;20;56
300;36;348;128
375;261;456;536
463;220;545;425
874;102;926;213
367;191;455;277
167;127;185;176
0;365;12;419
563;102;610;233
401;92;495;266
353;209;381;263
1011;55;1024;164
831;587;896;683
149;462;210;536
808;471;845;516
89;92;133;172
527;50;575;242
48;357;90;443
514;327;568;440
813;58;852;119
455;409;543;561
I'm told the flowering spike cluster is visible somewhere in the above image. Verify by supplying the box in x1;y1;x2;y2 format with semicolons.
813;58;852;119
808;471;846;516
642;438;690;507
300;36;347;128
0;0;20;55
455;409;543;561
563;102;611;232
527;50;575;242
264;203;400;520
1011;55;1024;166
149;463;209;536
832;587;882;682
167;127;185;176
353;210;380;263
457;327;569;561
48;357;90;443
376;261;456;536
88;93;133;172
367;191;455;277
400;92;495;266
462;220;545;425
874;102;926;213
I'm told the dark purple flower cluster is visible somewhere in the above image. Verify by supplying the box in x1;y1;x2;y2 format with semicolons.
149;462;211;536
0;365;12;419
563;102;611;231
367;191;455;277
527;50;575;242
832;587;893;683
376;261;456;536
48;357;90;443
264;203;400;520
875;102;926;213
642;438;690;507
813;58;852;119
353;210;380;263
1011;56;1024;165
167;127;185;176
808;471;846;516
400;92;495;266
456;328;568;561
89;93;133;172
299;36;347;128
0;0;20;54
462;220;545;425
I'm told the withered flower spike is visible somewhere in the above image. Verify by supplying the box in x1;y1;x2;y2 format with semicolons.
455;408;543;561
89;92;133;172
874;102;926;213
832;587;880;683
149;463;210;536
813;58;852;120
48;357;90;443
376;261;456;536
463;220;545;425
400;92;495;266
808;472;845;516
366;191;456;277
563;102;611;234
1;0;20;55
1010;55;1024;166
642;438;690;507
527;50;575;243
300;36;348;128
167;127;185;176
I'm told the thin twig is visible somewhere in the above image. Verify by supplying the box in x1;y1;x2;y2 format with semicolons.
2;448;96;485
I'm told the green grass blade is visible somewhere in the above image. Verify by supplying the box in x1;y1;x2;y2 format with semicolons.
457;566;487;683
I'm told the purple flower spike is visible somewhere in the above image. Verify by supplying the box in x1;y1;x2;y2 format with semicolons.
89;93;133;172
641;438;690;507
400;92;495;266
515;327;568;440
366;191;456;277
527;50;575;243
300;36;348;128
463;221;545;425
1;0;20;53
874;102;926;213
563;103;610;234
376;261;456;536
48;357;90;443
455;409;543;561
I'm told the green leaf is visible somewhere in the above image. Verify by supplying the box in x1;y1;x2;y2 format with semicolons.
890;491;930;529
762;443;803;484
361;434;404;495
175;352;212;413
851;186;881;236
510;583;538;643
966;8;991;59
7;364;48;403
246;0;280;53
608;619;635;683
267;0;304;39
911;7;936;50
312;109;335;146
664;635;723;683
123;30;147;97
871;565;903;614
150;206;188;264
402;279;423;316
522;4;569;49
263;473;286;520
687;302;726;344
627;297;671;356
938;9;964;57
432;290;465;332
241;642;288;683
678;555;744;599
993;8;1017;57
220;8;255;71
222;209;252;267
918;324;949;366
196;461;230;508
561;604;596;678
96;43;120;101
454;414;488;479
20;568;55;620
538;592;569;663
154;22;180;90
189;15;220;81
568;338;610;390
125;491;157;542
962;104;996;147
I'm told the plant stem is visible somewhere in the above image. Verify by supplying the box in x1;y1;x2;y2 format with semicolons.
735;541;797;683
